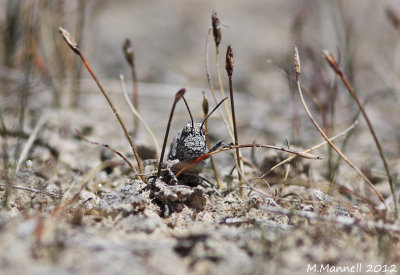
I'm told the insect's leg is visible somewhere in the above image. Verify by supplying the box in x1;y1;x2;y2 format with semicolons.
165;166;179;185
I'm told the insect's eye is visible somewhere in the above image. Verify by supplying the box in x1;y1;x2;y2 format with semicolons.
183;123;191;133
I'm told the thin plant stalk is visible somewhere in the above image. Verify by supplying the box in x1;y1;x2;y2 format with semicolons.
202;92;222;189
14;24;34;162
323;50;398;218
76;130;137;173
122;38;139;136
261;120;358;179
225;45;243;193
175;143;323;180
156;88;186;179
216;48;233;130
120;75;160;158
0;106;12;208
15;113;48;173
268;60;326;119
212;11;234;132
327;75;338;184
331;108;363;184
181;95;194;130
71;0;86;107
293;46;387;210
0;183;58;198
205;28;234;140
59;27;146;183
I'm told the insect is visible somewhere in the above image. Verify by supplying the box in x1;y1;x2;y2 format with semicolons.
161;96;226;186
168;121;207;163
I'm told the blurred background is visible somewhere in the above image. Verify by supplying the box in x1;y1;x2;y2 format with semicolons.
2;0;400;104
1;0;400;173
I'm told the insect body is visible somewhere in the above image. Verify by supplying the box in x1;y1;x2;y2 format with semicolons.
168;122;207;163
155;94;227;186
164;120;223;186
164;121;207;186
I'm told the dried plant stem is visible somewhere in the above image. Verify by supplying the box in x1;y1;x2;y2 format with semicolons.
0;107;11;208
206;120;222;189
216;47;234;130
71;0;86;106
175;143;322;180
205;28;234;140
323;50;397;218
120;75;160;158
14;30;34;162
331;109;363;184
268;60;326;119
59;27;145;183
131;63;139;135
15;113;48;173
293;47;387;210
156;89;186;178
63;161;118;209
276;163;291;200
0;183;59;198
262;120;358;179
122;38;139;136
76;130;137;173
202;92;222;189
225;45;243;194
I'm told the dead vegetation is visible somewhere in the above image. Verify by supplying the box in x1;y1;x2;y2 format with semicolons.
1;1;400;274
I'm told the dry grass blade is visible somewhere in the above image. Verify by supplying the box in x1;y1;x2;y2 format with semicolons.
15;113;48;173
122;38;139;136
293;46;387;210
181;95;194;130
261;121;358;178
204;28;234;140
202;92;222;189
156;88;186;178
323;49;398;218
225;45;243;193
120;75;160;158
175;143;323;180
0;183;60;199
75;130;137;174
59;27;146;183
212;11;234;132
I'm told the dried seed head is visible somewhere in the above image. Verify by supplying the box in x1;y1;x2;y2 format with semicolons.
59;27;79;54
323;50;340;74
175;88;186;101
122;38;134;68
212;11;221;47
225;45;234;77
201;97;228;129
293;46;301;77
202;91;209;116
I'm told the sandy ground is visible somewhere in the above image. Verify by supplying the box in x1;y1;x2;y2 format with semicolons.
2;1;400;274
